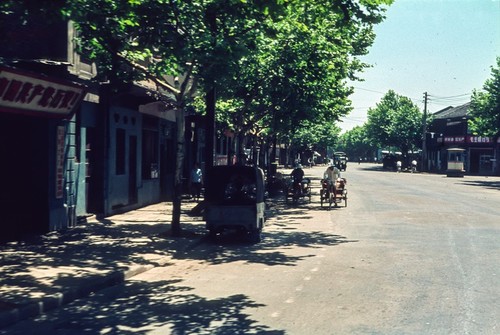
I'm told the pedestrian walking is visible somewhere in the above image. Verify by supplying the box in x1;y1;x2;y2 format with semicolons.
411;159;417;173
190;163;203;201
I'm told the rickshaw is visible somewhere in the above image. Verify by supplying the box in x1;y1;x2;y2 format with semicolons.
204;165;265;242
320;177;347;208
284;176;311;205
320;178;333;209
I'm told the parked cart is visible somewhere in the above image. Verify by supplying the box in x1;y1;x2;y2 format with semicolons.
204;165;265;242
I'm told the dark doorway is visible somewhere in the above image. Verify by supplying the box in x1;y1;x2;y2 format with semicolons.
0;114;49;241
85;126;103;214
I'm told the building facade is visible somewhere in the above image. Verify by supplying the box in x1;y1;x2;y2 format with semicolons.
0;15;177;241
426;103;499;176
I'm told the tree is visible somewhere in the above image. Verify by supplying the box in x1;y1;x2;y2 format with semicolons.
2;0;394;234
468;57;500;137
337;125;376;160
60;0;284;236
366;90;423;156
212;0;393;166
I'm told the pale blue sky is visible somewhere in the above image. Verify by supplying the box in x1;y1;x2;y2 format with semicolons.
340;0;500;132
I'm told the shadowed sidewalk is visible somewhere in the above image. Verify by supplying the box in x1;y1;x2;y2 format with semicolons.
0;201;206;330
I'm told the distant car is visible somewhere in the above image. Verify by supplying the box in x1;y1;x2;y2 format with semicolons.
333;152;348;171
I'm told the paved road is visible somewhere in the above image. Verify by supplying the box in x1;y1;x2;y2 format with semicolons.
3;164;499;334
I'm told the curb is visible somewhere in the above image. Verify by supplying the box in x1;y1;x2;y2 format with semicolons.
0;264;155;330
0;231;205;331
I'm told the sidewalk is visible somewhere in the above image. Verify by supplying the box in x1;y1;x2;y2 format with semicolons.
0;201;207;330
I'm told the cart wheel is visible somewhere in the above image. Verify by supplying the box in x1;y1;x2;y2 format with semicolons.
344;195;348;207
320;190;325;207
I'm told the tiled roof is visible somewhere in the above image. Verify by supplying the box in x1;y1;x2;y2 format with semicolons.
432;103;470;119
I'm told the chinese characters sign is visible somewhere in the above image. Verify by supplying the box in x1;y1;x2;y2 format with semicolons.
467;136;492;144
442;135;493;144
0;66;85;118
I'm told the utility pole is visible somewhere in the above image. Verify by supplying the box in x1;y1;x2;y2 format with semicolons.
421;92;428;172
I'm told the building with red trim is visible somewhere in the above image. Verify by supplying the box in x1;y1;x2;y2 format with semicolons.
426;103;499;175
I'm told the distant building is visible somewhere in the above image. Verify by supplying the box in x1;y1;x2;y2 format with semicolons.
426;103;499;175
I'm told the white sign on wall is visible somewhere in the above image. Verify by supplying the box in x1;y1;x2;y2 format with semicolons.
0;66;86;118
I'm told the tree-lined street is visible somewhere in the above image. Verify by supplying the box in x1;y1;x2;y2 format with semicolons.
4;165;499;334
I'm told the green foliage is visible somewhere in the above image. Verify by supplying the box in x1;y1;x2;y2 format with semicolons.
59;0;283;93
3;0;393;153
468;57;500;137
1;0;393;233
290;120;341;151
213;0;392;153
366;90;423;155
337;125;375;159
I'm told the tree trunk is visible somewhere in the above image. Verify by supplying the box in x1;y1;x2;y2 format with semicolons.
252;135;258;166
205;88;216;168
171;108;185;236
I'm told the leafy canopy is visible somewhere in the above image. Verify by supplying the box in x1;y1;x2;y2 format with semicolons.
211;0;393;151
366;90;423;155
337;125;376;159
468;57;500;137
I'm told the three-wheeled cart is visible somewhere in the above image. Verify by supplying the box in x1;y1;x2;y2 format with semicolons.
204;165;265;242
284;177;311;205
320;178;333;209
320;178;347;208
333;178;348;207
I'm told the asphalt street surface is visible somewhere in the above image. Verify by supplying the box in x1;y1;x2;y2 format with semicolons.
3;164;499;335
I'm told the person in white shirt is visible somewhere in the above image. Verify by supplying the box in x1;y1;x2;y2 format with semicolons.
396;160;402;173
411;159;417;173
323;164;341;196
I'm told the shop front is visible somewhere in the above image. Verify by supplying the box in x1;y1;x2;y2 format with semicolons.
0;65;85;241
437;135;497;176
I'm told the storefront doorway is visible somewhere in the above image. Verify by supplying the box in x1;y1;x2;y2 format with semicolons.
469;148;494;175
0;114;49;240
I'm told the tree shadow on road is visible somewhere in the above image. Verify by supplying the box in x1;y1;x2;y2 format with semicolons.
167;195;356;267
0;193;355;323
4;279;285;335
